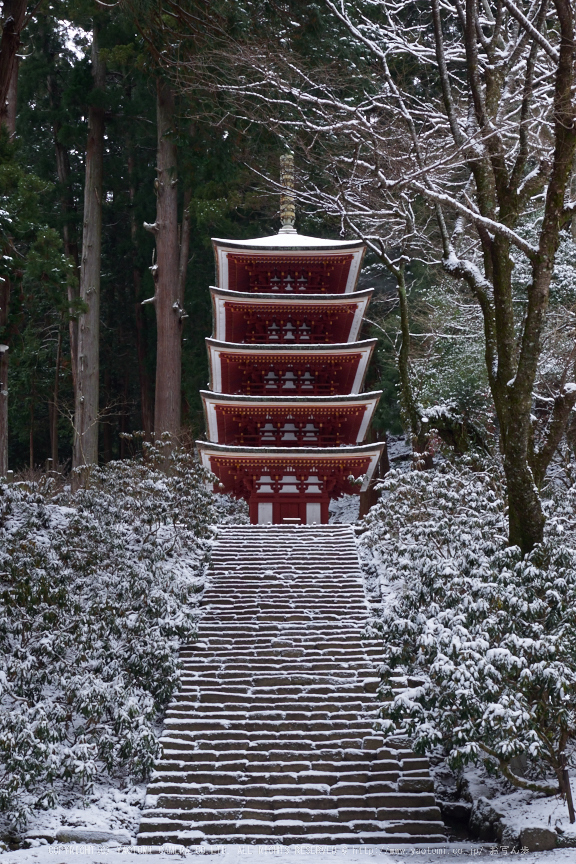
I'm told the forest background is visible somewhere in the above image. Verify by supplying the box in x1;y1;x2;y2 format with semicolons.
0;0;406;485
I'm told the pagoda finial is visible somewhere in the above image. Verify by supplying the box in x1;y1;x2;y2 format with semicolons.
279;152;297;234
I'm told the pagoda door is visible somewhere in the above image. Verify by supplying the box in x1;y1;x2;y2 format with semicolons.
251;493;329;525
279;501;300;521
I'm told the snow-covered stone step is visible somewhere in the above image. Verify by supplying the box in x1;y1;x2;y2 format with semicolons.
138;833;444;846
154;735;388;771
145;803;442;823
164;703;382;717
202;630;374;638
145;790;438;809
161;707;380;720
178;670;377;679
185;642;377;653
138;818;446;839
167;691;381;704
186;648;377;657
160;718;382;731
138;525;445;846
178;663;375;674
150;771;403;788
153;759;403;777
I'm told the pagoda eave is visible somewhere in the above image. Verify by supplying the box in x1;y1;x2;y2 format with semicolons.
197;441;385;494
209;286;374;344
209;286;374;302
206;338;377;396
213;236;365;295
200;390;382;447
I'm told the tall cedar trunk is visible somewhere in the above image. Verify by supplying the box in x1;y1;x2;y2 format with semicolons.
0;1;26;477
5;56;17;136
152;78;182;444
359;432;389;517
72;25;105;477
50;328;62;467
133;269;154;439
48;63;80;390
0;278;8;477
0;0;26;127
55;123;80;393
128;149;154;439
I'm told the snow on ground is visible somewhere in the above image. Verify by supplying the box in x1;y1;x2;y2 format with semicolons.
463;765;567;827
385;436;412;467
22;784;146;845
1;842;575;864
329;494;360;523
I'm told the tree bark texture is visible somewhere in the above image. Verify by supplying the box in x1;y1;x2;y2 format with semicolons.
133;270;154;439
151;78;182;444
48;66;80;391
50;328;62;468
128;148;154;440
359;432;389;518
0;0;26;130
0;0;26;476
72;25;105;475
0;277;9;477
394;264;433;468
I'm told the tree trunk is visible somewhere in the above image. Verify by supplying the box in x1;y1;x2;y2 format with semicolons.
150;78;182;446
394;264;432;468
50;327;62;468
5;57;17;136
50;109;80;391
29;399;34;471
503;427;546;553
0;278;8;477
44;11;80;391
359;432;389;518
72;24;105;479
133;270;154;439
128;147;154;440
0;0;26;477
0;0;26;130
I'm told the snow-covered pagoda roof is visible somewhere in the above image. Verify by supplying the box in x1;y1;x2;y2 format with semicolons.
212;232;365;250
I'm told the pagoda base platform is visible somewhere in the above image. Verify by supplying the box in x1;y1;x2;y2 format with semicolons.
249;491;330;524
196;441;385;525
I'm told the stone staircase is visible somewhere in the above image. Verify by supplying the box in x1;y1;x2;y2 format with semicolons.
137;525;446;845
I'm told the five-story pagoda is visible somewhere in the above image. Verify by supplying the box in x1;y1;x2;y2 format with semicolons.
197;156;385;524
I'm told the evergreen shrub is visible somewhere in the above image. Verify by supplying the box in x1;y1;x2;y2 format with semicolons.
0;447;246;828
359;465;576;798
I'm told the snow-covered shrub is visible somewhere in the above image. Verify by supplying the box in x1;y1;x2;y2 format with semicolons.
359;465;576;799
0;448;247;829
